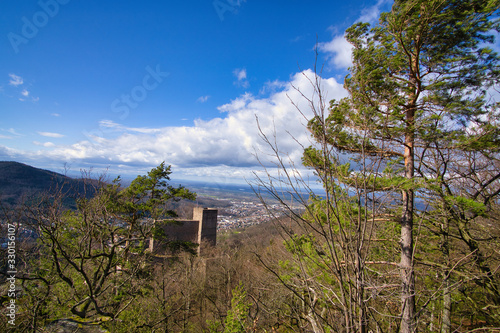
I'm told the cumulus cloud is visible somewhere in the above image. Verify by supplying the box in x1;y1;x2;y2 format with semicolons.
21;89;29;97
9;70;347;182
37;131;65;138
319;0;392;70
318;35;353;69
8;74;23;86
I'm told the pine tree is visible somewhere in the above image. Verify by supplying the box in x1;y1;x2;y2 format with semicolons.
306;1;500;331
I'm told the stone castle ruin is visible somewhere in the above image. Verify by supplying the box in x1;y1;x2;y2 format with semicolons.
149;207;218;255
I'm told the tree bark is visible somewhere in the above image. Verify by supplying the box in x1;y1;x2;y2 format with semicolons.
441;219;452;333
401;106;416;333
442;276;452;333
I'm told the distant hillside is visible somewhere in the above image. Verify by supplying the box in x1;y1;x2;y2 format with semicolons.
0;161;89;207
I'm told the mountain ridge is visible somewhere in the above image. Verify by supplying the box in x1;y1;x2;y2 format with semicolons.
0;161;88;206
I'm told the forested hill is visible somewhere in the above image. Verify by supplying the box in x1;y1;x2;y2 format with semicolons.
0;161;89;206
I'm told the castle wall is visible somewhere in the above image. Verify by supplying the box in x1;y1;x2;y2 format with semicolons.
161;220;200;243
149;207;218;255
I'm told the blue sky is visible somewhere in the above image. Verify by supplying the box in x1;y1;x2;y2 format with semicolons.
0;0;392;185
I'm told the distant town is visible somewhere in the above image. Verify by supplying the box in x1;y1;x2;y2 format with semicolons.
179;179;314;232
216;198;287;230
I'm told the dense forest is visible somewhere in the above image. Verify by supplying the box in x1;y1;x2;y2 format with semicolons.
2;0;500;332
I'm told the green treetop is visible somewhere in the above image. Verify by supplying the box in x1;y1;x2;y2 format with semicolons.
304;1;500;331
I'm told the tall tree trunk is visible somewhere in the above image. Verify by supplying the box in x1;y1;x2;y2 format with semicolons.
442;276;452;333
401;107;416;333
357;264;367;333
356;209;367;333
441;219;451;333
400;188;416;333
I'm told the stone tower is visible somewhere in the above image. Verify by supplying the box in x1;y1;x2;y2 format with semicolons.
149;207;218;255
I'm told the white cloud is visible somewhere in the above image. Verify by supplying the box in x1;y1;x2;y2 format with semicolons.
259;79;288;95
2;128;22;137
357;0;392;24
6;74;38;101
8;74;23;86
197;95;210;103
37;131;65;138
318;35;353;69
51;113;61;117
97;120;163;134
234;68;247;81
9;129;21;136
99;120;121;129
318;0;392;70
33;141;55;147
233;68;249;88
